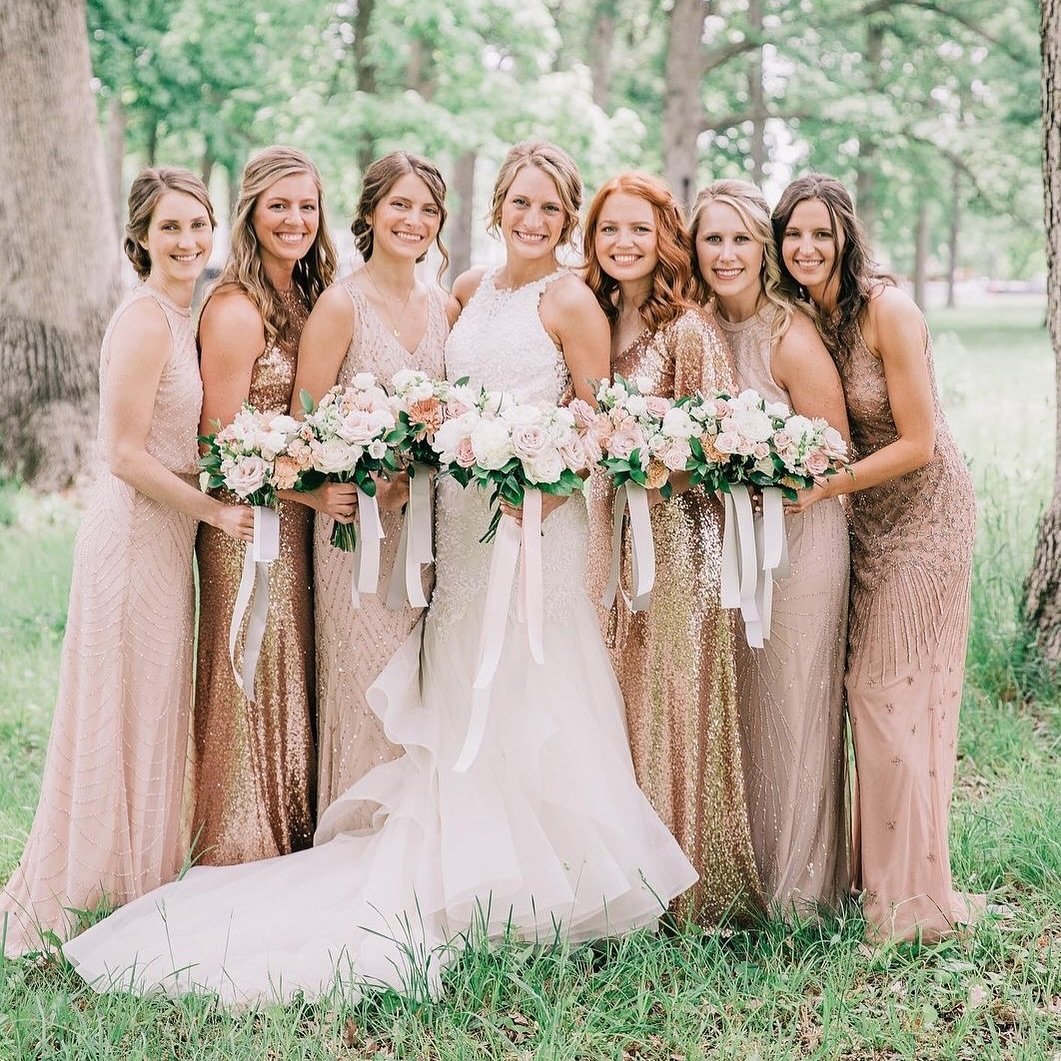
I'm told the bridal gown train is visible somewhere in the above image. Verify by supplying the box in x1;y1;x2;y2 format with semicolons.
62;266;697;1005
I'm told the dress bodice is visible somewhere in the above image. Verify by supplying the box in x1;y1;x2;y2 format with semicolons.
715;306;786;406
247;293;308;413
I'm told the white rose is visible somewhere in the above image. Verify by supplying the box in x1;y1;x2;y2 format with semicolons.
661;406;696;439
352;372;377;390
524;447;565;484
470;419;514;470
764;401;791;420
501;402;544;426
633;375;653;394
223;455;268;497
624;395;649;418
728;407;773;444
784;414;817;444
313;437;360;474
267;413;299;436
368;440;388;460
392;369;427;393
257;429;289;461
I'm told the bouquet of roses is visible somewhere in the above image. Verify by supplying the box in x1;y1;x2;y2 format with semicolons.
431;389;590;542
198;403;303;506
297;375;409;552
389;370;476;472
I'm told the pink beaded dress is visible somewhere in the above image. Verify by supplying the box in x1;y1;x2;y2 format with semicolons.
1;286;201;955
840;324;981;942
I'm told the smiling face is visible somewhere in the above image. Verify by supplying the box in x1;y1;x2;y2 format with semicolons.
499;165;566;263
780;197;841;300
251;170;320;273
141;190;213;286
695;199;764;312
592;191;659;293
368;171;442;262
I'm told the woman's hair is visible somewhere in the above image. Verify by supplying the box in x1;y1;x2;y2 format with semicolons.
583;171;694;334
351;151;450;280
215;145;338;345
771;171;892;357
488;140;582;248
124;166;216;280
689;178;795;344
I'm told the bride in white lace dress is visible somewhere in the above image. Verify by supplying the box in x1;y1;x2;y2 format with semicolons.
63;142;697;1006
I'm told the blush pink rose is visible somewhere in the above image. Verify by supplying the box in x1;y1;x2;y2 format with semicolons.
645;395;671;420
805;449;830;476
455;436;477;468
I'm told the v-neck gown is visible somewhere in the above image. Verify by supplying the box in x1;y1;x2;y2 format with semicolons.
314;277;448;821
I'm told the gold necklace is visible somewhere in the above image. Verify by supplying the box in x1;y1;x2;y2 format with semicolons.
364;265;414;338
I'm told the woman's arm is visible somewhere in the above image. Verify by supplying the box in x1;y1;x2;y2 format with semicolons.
540;274;611;404
103;298;254;541
771;312;850;443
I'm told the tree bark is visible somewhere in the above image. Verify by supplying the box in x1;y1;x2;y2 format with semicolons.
855;18;885;244
588;0;618;110
0;0;121;489
913;196;929;310
106;95;125;235
946;162;961;309
663;0;709;209
353;0;378;173
747;0;766;185
1026;0;1061;667
449;151;476;283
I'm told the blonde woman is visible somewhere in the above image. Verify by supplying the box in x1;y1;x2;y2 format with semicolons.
1;168;253;955
191;146;338;866
690;178;851;915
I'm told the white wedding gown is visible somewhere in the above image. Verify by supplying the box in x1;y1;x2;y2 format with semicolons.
62;268;697;1005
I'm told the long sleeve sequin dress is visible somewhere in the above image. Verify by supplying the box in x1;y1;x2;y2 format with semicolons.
1;287;201;955
716;307;850;914
840;326;980;942
314;279;448;821
588;307;763;923
191;295;316;866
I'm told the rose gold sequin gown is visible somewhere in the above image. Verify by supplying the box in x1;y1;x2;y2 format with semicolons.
716;307;850;913
191;295;316;866
1;287;200;955
587;307;763;923
840;326;980;942
314;279;447;821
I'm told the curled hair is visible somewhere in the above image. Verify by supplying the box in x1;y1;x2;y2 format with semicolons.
351;151;450;280
215;145;338;345
583;172;694;334
489;140;582;248
771;172;892;358
689;178;796;345
124;166;216;280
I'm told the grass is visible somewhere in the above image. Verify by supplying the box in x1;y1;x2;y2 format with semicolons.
0;300;1058;1059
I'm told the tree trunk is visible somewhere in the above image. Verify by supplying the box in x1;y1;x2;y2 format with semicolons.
663;0;709;208
946;163;961;309
588;0;618;110
913;196;929;310
0;0;121;489
855;18;885;244
747;0;766;185
449;151;476;282
106;95;125;235
1026;0;1061;667
353;0;378;173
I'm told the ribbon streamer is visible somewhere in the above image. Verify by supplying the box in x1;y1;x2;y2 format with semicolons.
385;464;433;611
350;486;385;610
228;505;279;702
600;482;656;613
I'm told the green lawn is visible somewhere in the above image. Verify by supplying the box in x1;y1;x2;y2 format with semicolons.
0;303;1058;1060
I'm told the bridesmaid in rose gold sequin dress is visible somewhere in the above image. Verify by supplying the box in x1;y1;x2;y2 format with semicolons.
584;174;763;923
294;153;453;822
774;174;982;943
191;148;338;866
0;169;255;955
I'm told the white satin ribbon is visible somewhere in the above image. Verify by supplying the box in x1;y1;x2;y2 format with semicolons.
453;490;546;773
228;505;279;702
600;482;656;613
350;486;385;610
385;464;433;611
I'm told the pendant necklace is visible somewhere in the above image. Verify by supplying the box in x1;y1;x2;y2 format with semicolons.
364;265;414;338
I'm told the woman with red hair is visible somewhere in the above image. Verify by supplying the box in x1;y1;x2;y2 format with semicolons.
585;173;762;923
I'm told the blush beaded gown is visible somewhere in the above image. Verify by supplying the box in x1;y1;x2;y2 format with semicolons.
839;326;981;942
61;268;696;1004
1;286;201;956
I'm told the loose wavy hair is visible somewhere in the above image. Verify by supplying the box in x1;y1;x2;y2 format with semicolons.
124;166;216;280
583;172;694;334
215;145;338;345
690;178;796;345
771;172;892;358
351;151;450;280
488;140;582;249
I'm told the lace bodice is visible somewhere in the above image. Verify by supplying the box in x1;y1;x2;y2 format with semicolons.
432;268;587;627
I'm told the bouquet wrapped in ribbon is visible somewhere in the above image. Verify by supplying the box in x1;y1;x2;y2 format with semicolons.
688;389;849;646
383;370;477;609
199;404;303;700
430;389;591;771
297;376;409;607
571;374;702;613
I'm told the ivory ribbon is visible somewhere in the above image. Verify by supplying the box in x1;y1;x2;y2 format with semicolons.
350;486;385;610
753;486;790;643
453;490;546;773
720;484;765;648
228;505;280;702
385;464;433;611
600;482;655;613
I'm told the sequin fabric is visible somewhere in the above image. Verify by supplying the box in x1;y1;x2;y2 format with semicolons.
586;307;764;923
839;324;981;942
1;286;201;955
314;279;448;823
192;292;316;866
717;307;850;914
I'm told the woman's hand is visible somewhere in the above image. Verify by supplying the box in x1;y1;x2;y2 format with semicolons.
499;492;569;526
374;471;410;512
784;479;830;515
309;482;359;523
210;502;256;542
